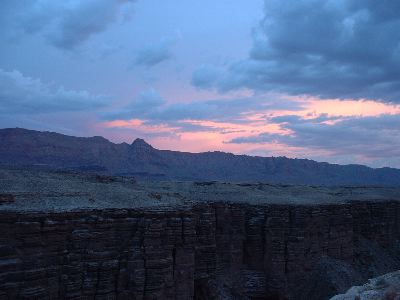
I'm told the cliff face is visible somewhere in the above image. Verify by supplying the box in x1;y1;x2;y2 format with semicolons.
1;201;399;300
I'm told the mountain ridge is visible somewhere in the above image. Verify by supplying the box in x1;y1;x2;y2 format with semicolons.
1;127;400;186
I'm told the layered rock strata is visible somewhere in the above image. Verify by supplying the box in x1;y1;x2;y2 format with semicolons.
0;200;399;299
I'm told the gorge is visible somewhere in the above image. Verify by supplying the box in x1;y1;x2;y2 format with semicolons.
0;168;399;299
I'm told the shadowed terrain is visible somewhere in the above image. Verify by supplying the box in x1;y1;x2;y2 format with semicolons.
1;128;400;186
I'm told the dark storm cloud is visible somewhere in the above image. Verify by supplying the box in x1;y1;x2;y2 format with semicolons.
0;69;109;114
229;113;400;158
193;0;400;103
1;0;135;49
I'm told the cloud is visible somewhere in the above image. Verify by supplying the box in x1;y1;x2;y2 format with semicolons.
0;69;109;114
133;38;174;67
194;0;400;103
102;88;400;166
1;0;135;49
105;89;166;120
229;113;400;159
191;65;223;89
103;90;304;123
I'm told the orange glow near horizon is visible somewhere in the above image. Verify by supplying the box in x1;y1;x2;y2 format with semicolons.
304;98;400;117
100;95;400;165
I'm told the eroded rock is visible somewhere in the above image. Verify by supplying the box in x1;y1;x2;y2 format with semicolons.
0;201;399;299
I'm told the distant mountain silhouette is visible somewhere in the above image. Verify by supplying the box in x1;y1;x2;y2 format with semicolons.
1;127;400;186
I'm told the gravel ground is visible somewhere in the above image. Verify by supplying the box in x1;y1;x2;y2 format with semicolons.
1;168;400;212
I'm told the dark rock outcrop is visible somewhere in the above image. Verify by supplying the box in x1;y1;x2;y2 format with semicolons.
0;201;399;299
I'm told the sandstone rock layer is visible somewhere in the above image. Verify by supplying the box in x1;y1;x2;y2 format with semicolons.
0;201;399;299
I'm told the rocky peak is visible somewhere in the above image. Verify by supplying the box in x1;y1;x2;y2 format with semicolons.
131;138;154;151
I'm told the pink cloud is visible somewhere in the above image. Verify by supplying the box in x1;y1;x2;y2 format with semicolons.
99;95;400;167
103;118;179;134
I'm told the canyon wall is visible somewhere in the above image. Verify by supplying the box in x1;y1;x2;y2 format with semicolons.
0;201;399;300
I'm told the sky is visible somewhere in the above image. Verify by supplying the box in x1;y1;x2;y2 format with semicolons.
1;0;400;168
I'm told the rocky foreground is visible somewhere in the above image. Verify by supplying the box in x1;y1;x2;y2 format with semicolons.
330;270;400;300
0;168;400;299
